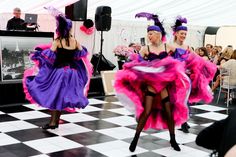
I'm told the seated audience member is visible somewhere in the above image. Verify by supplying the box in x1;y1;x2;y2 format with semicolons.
217;45;223;55
210;46;219;64
220;46;233;64
194;47;200;55
212;50;236;92
128;42;141;53
128;43;135;48
134;43;142;53
198;47;210;60
206;44;213;55
196;109;236;157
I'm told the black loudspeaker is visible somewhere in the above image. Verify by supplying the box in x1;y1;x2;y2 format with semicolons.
65;0;87;21
91;54;116;72
95;6;112;31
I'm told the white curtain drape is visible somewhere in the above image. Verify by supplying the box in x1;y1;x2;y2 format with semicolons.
0;0;236;26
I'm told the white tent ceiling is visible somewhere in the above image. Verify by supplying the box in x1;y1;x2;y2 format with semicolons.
0;0;236;26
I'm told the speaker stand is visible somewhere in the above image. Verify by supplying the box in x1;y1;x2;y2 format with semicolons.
93;31;111;76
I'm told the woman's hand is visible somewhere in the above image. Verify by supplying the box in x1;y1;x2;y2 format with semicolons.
140;46;148;58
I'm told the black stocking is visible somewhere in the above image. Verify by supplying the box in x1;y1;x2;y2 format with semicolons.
129;90;156;152
162;97;181;151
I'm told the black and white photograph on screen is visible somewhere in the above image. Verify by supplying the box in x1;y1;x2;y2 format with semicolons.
0;36;51;82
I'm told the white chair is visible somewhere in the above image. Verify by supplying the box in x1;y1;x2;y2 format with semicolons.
216;68;236;107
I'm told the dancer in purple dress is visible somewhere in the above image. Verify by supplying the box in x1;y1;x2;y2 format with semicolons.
23;7;92;130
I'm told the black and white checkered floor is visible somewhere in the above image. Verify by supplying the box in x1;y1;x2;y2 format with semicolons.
0;96;235;157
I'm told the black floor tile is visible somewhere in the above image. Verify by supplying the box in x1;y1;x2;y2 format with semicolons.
0;105;33;113
132;151;165;157
40;109;74;115
189;108;209;115
184;142;212;153
25;117;51;127
93;103;123;110
215;109;233;115
65;131;116;145
0;151;18;157
153;139;171;147
0;114;19;122
6;128;57;142
126;124;163;134
1;143;41;157
86;110;123;119
124;135;167;151
188;116;215;125
76;120;120;130
97;96;119;102
48;147;106;157
26;117;69;127
188;126;206;134
0;147;18;157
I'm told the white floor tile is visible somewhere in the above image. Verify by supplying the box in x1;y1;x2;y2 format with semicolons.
103;116;137;126
0;120;38;132
30;155;49;157
153;145;209;157
96;127;147;140
200;123;213;127
88;99;108;105
0;111;5;115
0;133;20;146
191;104;226;112
88;140;148;157
111;101;124;106
108;108;133;115
23;104;47;110
76;105;103;113
48;123;91;136
9;111;50;120
24;136;83;154
61;113;98;123
195;112;228;121
152;130;197;144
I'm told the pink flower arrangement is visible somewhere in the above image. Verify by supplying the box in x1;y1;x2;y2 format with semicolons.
113;45;134;60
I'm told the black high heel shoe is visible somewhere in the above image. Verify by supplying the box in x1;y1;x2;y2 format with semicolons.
181;122;189;133
42;124;59;130
170;134;181;151
170;139;181;151
129;134;139;152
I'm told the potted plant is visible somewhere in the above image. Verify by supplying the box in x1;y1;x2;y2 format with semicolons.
113;45;134;69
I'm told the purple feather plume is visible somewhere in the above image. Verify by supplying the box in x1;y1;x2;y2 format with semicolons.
172;15;188;32
135;12;166;39
176;16;187;24
44;6;72;38
135;12;160;24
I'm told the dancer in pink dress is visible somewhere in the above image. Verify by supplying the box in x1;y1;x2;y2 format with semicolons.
170;16;217;133
114;13;191;152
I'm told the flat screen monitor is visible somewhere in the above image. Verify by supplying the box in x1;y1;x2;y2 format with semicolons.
0;31;53;83
25;13;38;24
